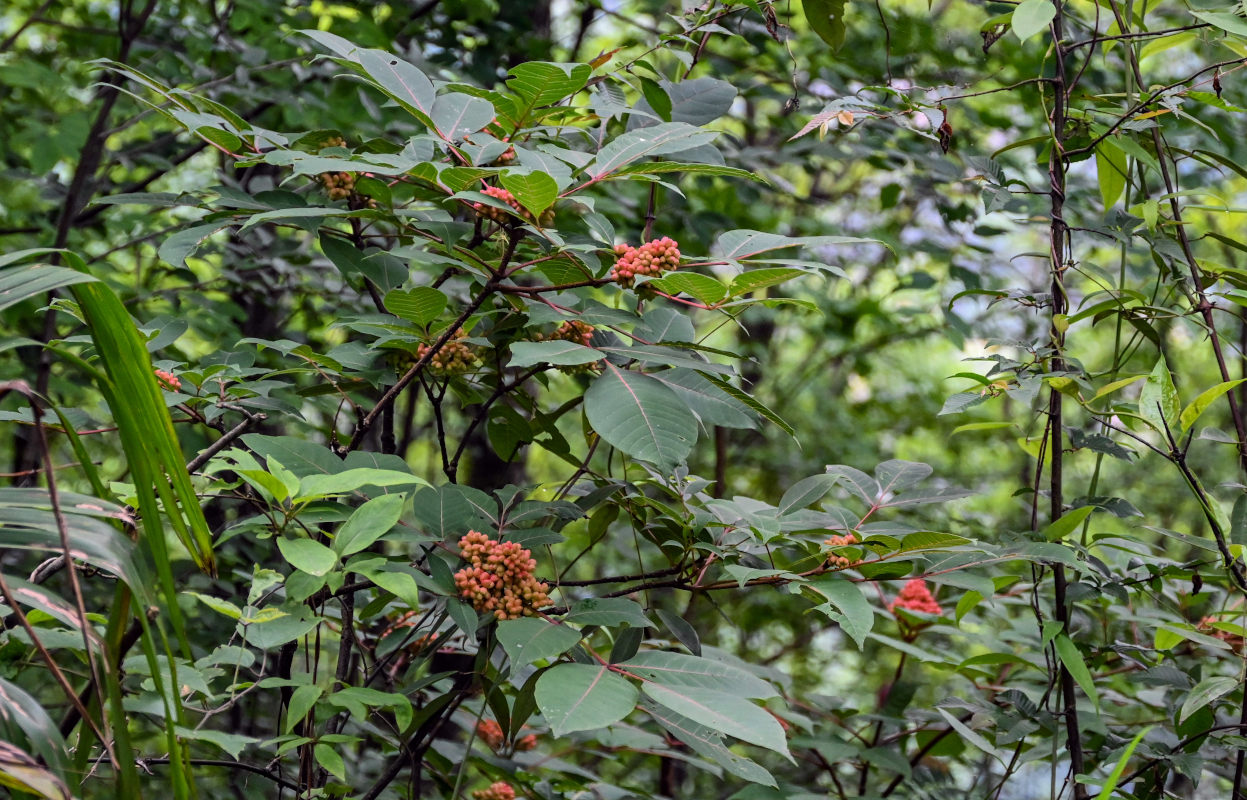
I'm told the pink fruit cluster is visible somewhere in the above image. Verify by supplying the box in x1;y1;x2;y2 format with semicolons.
890;579;942;616
609;237;681;287
454;531;551;621
476;719;505;752
154;369;181;391
474;185;526;222
823;532;859;568
476;719;539;753
473;782;515;800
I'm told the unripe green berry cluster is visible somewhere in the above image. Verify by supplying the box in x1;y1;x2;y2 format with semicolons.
418;330;479;376
610;237;681;287
541;319;595;347
453;531;551;621
319;171;356;201
473;782;515;800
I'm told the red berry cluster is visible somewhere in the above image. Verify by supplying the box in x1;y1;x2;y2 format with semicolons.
541;320;595;347
418;330;479;376
454;531;551;621
609;237;681;287
473;782;515;800
475;719;539;754
495;137;517;165
823;532;859;568
154;369;181;391
476;719;505;752
474;185;525;222
890;579;942;616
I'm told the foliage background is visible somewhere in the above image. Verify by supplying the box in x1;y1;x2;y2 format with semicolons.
4;0;1247;799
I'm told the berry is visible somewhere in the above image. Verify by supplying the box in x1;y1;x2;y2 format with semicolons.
472;184;554;227
823;532;859;568
610;237;681;287
890;579;942;616
476;719;505;752
154;369;181;391
418;329;479;376
453;531;551;621
515;732;539;751
539;320;595;347
473;782;515;800
317;169;378;207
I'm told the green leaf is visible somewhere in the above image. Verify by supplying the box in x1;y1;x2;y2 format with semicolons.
1180;379;1247;432
431;92;495;140
356;49;437;126
385;287;447;326
1053;634;1100;712
500;170;559;219
803;0;848;50
698;373;795;437
510;340;602;368
1095;140;1127;211
333;493;406;556
174;726;258;759
639;77;672;122
613;162;763;182
158;223;227;267
564;597;653;628
623;651;776;698
0;676;72;784
1179;676;1237;724
504;62;592;127
648;273;727;304
590;122;720;179
1191;9;1247;37
0;263;97;312
729;268;807;297
1095;726;1153;800
314;743;347;782
778;474;838;515
535;663;638;736
643;700;777;786
714;229;883;260
184;591;243;620
285;684;324;733
1139;357;1179;434
1043;506;1096;541
507;61;591;104
497;618;583;667
276;538;338;577
585;364;696;469
641;683;791;757
1012;0;1056;42
807;578;874;648
650;369;758;430
298;468;429;499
